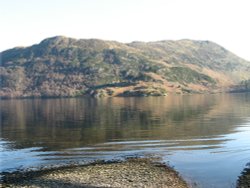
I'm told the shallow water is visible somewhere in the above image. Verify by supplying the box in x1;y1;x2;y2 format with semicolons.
1;93;250;187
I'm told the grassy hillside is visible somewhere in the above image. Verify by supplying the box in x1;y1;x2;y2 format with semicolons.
1;36;250;98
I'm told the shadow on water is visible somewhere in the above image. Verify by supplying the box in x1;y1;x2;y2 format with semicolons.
237;163;250;188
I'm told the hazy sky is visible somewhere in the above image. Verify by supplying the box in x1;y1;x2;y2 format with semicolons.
1;0;250;60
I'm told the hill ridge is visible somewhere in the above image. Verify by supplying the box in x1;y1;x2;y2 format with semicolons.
1;36;250;98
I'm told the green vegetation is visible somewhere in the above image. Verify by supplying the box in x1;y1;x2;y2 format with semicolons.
167;67;216;85
120;86;167;97
242;80;250;90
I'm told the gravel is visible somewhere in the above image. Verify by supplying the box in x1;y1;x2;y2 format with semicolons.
1;158;189;188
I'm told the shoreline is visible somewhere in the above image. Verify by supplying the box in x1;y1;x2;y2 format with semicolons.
1;158;189;188
1;91;250;100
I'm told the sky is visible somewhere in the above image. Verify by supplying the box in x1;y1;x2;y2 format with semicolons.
1;0;250;60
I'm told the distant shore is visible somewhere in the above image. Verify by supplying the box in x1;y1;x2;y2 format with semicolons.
1;158;189;188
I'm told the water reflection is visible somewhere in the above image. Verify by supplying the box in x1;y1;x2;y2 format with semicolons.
1;94;249;151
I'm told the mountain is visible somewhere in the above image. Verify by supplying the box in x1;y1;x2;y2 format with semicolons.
1;36;250;98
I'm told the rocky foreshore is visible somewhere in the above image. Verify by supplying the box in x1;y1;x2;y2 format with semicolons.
1;158;189;188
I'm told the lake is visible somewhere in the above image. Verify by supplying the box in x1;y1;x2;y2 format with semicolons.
1;93;250;187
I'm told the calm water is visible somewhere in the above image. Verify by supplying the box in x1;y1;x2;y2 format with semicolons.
1;93;250;187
